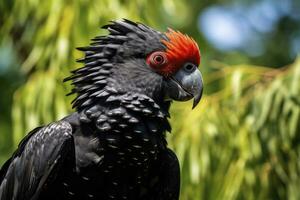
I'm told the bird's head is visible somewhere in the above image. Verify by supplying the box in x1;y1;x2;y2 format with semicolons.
146;28;202;108
66;19;203;111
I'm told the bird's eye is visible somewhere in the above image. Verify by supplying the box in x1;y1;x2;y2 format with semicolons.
154;55;164;64
183;63;196;73
148;51;167;66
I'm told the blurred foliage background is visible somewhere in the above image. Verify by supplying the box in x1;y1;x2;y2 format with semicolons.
0;0;300;199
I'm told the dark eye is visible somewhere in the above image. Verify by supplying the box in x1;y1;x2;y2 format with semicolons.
154;55;164;64
149;52;167;66
183;63;196;73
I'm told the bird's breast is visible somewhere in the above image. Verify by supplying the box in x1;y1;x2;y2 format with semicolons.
50;122;165;199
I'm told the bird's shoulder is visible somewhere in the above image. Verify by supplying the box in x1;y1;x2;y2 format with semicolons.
0;119;74;176
0;119;76;200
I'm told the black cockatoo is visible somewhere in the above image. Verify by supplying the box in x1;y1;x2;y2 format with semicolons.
0;19;203;200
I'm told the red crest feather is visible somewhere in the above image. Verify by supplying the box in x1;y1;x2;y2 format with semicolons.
161;29;201;75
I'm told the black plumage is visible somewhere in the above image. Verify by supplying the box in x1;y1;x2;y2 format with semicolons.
0;19;201;200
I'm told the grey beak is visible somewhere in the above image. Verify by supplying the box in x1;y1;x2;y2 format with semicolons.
189;69;203;109
164;67;203;109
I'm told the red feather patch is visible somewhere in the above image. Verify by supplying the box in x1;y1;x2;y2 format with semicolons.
160;29;200;75
146;29;201;76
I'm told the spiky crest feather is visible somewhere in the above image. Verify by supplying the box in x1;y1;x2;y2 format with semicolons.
64;19;166;110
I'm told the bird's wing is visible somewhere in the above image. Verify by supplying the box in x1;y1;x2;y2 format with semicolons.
0;120;75;200
147;148;180;200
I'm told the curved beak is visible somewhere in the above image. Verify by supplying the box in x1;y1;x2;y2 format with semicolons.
190;69;203;108
164;67;203;109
